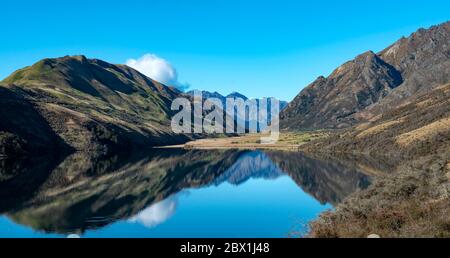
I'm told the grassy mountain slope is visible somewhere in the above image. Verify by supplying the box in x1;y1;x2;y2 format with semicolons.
0;55;190;156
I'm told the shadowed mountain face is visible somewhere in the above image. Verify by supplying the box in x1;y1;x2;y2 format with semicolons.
281;21;449;130
0;87;71;156
0;149;375;234
0;56;190;156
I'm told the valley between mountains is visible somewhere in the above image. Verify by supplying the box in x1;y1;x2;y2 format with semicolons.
0;21;449;237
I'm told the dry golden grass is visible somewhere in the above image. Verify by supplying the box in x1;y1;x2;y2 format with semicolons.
396;117;450;146
307;158;450;238
415;98;434;108
354;122;371;131
436;83;450;92
170;132;329;150
356;119;404;139
309;198;450;238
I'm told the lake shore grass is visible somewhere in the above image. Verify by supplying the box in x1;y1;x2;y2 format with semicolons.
158;131;329;151
306;157;450;238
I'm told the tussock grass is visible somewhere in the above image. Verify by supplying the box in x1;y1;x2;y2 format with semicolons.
301;83;450;238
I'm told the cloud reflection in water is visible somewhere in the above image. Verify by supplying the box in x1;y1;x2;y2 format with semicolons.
128;193;187;228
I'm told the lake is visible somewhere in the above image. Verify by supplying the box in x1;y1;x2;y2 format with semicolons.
0;149;374;238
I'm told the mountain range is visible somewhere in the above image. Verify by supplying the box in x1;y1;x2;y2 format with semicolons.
280;21;449;130
186;90;289;122
187;89;288;109
0;21;448;157
0;55;290;157
291;21;450;238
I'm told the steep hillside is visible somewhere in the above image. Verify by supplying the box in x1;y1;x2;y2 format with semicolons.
366;21;450;115
303;83;450;159
304;83;450;237
281;21;449;130
0;56;190;156
0;87;70;156
281;51;403;129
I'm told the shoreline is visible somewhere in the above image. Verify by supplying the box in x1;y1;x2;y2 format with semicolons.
158;129;450;238
155;132;328;151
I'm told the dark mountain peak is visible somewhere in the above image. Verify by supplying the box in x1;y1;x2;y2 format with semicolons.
357;51;389;66
281;49;404;129
281;21;449;130
379;21;449;72
326;51;387;81
356;50;375;58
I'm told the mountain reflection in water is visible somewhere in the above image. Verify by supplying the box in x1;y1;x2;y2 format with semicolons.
0;149;377;237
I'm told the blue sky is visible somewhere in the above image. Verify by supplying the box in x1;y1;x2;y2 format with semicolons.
0;0;448;101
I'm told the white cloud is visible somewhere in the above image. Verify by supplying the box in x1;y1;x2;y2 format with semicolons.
128;194;179;228
126;54;189;91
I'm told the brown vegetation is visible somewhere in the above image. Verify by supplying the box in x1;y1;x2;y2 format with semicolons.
304;83;450;238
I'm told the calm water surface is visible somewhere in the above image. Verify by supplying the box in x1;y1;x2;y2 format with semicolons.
0;149;374;238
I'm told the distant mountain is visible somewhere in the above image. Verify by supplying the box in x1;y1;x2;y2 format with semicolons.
186;90;288;111
187;90;288;132
281;21;449;130
0;55;190;156
186;90;225;100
